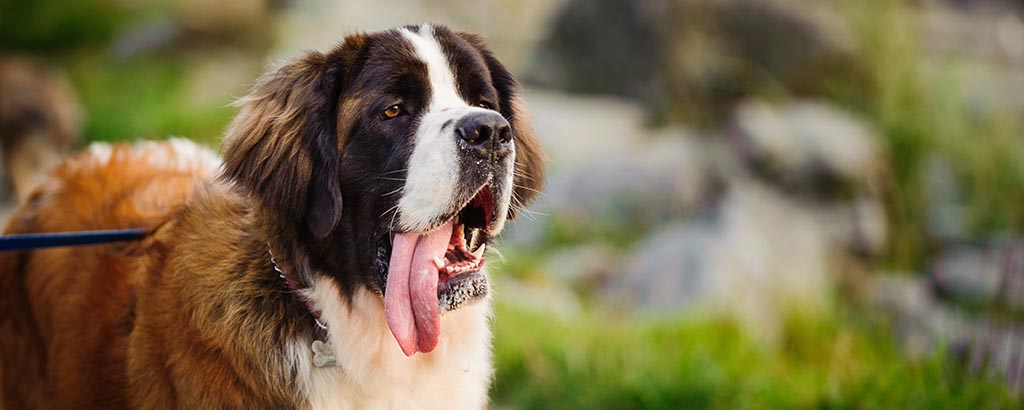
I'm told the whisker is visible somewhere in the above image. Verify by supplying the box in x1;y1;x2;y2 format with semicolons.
513;183;547;197
379;168;408;176
512;165;537;181
388;208;400;244
508;192;543;221
516;207;546;220
379;204;400;219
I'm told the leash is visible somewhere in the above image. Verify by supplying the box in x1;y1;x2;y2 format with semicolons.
0;229;147;252
0;229;339;366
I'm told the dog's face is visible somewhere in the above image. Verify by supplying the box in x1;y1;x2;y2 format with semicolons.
221;24;544;356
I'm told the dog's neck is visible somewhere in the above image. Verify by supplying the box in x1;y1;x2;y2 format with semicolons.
269;244;329;332
252;199;375;300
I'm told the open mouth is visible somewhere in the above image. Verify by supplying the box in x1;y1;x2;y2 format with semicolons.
442;185;494;275
384;185;496;356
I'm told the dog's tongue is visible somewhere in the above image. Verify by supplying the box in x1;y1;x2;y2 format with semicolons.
385;221;452;356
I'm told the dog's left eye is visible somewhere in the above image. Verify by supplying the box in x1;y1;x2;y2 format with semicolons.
381;105;402;119
477;101;495;110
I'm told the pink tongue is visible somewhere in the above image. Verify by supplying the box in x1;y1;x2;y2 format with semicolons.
384;221;453;356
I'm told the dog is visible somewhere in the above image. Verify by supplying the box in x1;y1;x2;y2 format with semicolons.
0;57;81;222
0;24;544;409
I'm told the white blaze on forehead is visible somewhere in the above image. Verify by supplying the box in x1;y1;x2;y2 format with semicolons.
396;25;469;232
400;24;467;109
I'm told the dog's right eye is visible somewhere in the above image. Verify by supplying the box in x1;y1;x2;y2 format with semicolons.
381;105;402;120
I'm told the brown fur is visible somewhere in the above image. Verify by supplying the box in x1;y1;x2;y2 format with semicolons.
0;144;217;409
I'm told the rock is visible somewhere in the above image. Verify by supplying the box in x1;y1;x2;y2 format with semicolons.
869;268;1024;390
726;100;888;256
930;244;1003;304
600;100;890;345
608;178;848;345
527;0;664;102
541;243;621;295
501;121;721;250
523;90;648;169
609;217;719;314
112;0;282;58
914;3;1024;115
930;239;1024;312
528;0;859;124
273;0;570;72
498;91;722;250
867;274;965;358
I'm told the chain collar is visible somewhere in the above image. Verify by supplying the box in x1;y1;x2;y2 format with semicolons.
268;245;328;331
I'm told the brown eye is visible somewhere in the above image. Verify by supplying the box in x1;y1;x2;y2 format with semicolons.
382;105;402;119
478;101;494;110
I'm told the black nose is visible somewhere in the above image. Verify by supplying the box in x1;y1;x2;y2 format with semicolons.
455;111;511;147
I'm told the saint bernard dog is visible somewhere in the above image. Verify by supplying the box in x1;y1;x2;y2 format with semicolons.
0;24;544;409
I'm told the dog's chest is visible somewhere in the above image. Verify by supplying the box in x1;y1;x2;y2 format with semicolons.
292;282;493;410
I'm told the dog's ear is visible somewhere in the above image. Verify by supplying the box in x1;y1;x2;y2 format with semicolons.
459;33;546;212
222;35;368;237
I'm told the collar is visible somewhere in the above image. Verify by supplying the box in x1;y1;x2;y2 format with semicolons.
268;245;328;331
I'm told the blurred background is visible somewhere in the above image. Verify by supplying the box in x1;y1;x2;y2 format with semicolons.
2;0;1024;407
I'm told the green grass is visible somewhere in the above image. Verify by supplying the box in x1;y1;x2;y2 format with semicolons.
492;302;1019;409
68;55;237;146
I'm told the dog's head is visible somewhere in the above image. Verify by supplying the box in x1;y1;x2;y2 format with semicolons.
221;24;544;356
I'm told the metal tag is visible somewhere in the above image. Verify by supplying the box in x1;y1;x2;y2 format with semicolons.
311;339;336;368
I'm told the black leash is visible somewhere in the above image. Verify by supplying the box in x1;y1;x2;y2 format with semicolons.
0;229;147;252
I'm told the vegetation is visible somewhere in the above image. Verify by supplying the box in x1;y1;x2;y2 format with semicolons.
833;0;1024;269
491;301;1018;409
68;57;235;145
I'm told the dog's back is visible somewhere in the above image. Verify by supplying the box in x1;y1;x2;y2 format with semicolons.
0;140;218;409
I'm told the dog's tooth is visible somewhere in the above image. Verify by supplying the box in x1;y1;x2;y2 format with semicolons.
433;256;445;270
471;244;486;260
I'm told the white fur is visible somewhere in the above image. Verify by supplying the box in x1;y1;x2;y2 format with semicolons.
85;142;113;164
291;277;493;410
395;24;507;233
84;138;221;174
490;158;515;234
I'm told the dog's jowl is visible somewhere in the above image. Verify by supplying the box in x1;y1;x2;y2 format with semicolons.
0;24;544;410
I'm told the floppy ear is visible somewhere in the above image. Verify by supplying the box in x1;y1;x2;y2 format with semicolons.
221;36;367;237
459;33;546;211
